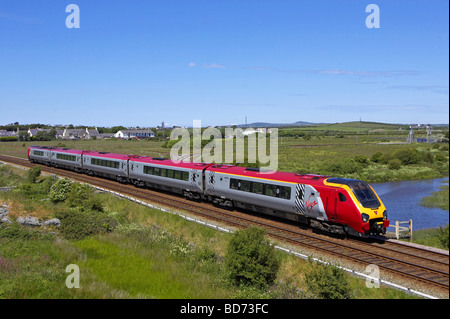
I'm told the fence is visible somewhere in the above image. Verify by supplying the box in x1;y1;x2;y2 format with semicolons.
387;220;413;240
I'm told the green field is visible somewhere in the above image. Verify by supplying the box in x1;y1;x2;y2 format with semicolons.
1;122;448;183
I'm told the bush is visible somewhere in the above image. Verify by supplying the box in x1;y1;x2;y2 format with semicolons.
370;151;384;163
394;149;420;165
305;259;351;299
65;183;104;212
421;151;434;164
55;209;118;240
435;153;448;163
380;153;394;164
27;166;42;183
438;224;449;249
328;159;361;175
49;178;72;203
353;155;369;166
387;158;402;170
225;227;280;288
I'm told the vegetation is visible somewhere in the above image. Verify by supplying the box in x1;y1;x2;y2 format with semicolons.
305;259;351;299
410;226;449;250
1;121;448;183
225;226;281;288
420;181;449;211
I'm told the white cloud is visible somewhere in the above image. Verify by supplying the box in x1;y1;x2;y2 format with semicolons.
203;63;226;69
188;62;196;67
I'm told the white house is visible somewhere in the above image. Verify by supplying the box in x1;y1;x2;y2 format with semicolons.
115;129;155;140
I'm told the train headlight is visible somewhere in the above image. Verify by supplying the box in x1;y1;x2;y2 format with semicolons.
383;210;387;220
361;213;370;223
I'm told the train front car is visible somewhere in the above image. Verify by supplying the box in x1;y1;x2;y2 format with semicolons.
324;178;389;237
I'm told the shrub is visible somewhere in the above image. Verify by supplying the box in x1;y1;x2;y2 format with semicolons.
380;153;394;164
328;159;361;175
225;227;280;288
49;178;72;203
55;209;118;240
370;151;384;163
387;158;402;170
65;183;103;212
435;153;448;163
353;155;369;166
305;259;351;299
438;224;449;249
27;166;42;183
421;151;434;164
394;149;420;165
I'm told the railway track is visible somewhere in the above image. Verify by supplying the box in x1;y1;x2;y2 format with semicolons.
1;154;448;297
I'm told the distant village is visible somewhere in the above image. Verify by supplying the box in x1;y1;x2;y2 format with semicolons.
0;124;159;141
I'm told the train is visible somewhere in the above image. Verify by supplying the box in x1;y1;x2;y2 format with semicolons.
28;145;389;237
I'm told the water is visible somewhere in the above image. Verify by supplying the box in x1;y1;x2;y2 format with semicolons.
371;177;449;230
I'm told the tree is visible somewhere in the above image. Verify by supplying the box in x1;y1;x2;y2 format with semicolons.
225;226;280;288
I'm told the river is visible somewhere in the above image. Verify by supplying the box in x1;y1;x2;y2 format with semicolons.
371;177;449;230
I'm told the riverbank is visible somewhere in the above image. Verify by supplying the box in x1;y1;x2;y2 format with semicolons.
408;227;449;251
420;181;449;211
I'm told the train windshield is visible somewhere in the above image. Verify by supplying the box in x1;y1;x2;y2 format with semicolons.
349;181;380;209
327;178;380;209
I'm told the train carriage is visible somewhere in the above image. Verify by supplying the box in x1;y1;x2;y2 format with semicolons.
28;145;52;165
82;151;130;182
205;165;388;237
204;165;325;222
49;148;83;171
129;156;211;199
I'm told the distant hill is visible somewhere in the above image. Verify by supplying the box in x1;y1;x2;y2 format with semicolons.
236;121;317;128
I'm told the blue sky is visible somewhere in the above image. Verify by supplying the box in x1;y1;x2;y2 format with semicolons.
0;0;448;127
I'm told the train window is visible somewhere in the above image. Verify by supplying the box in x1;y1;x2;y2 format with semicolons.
338;192;347;202
167;170;175;179
240;180;251;192
252;182;263;194
182;171;189;181
154;167;161;176
265;184;277;197
143;166;153;175
33;150;44;156
174;170;182;179
230;179;239;190
279;186;291;200
161;169;168;177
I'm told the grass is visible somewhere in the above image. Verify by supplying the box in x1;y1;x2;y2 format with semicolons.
409;227;449;251
74;235;228;299
420;181;449;211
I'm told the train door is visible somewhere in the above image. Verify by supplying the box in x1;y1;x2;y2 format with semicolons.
327;189;337;221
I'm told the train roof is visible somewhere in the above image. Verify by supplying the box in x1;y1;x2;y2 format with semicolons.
29;146;84;154
130;156;213;170
206;164;330;186
82;150;133;160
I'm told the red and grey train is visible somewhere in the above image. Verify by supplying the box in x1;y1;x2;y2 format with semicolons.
28;145;389;237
